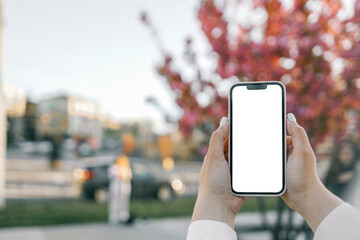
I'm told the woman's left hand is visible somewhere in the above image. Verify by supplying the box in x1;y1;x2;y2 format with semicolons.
191;117;247;229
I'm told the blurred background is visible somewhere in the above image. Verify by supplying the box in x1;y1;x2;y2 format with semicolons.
0;0;360;239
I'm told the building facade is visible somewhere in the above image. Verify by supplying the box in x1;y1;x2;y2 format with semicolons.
37;95;102;143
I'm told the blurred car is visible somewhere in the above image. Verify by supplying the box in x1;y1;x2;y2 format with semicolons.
73;157;185;203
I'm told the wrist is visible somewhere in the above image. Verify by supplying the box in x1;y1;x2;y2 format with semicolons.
295;180;343;232
191;192;237;229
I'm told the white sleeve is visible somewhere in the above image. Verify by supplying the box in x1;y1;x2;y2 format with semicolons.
186;220;237;240
314;203;360;240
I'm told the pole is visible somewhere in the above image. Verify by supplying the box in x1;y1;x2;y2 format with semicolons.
0;0;6;208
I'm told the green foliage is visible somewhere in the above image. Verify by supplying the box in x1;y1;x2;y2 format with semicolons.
0;197;277;227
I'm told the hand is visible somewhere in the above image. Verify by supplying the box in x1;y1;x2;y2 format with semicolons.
282;113;343;232
191;117;247;229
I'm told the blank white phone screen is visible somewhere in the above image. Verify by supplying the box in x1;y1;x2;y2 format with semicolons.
231;84;284;194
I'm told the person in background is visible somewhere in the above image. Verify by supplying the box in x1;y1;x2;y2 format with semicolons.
108;154;133;225
187;113;360;240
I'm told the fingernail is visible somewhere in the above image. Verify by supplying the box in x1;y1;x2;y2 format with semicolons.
219;117;228;127
287;113;297;123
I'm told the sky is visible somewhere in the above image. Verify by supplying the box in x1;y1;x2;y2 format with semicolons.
3;0;355;132
3;0;211;131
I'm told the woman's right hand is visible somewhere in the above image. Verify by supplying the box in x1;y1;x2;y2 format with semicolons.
282;113;343;232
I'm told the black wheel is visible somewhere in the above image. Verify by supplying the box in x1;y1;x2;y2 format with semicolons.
83;190;95;200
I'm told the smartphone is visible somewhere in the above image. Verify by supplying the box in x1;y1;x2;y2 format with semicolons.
229;81;286;196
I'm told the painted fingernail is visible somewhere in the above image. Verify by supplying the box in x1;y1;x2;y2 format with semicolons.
287;113;297;123
219;117;228;127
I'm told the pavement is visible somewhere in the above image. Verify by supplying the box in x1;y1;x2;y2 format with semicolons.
0;211;310;240
0;218;189;240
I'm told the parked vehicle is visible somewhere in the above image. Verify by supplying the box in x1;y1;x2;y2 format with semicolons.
74;157;185;203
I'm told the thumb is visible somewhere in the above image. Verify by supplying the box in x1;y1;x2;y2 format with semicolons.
286;113;311;150
208;117;229;157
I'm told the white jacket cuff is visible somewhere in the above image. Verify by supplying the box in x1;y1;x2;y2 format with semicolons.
314;202;360;239
187;220;237;240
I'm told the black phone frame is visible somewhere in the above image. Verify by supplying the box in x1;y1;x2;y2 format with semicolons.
229;81;286;196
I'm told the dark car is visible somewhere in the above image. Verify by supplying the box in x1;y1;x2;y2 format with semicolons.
74;157;185;203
